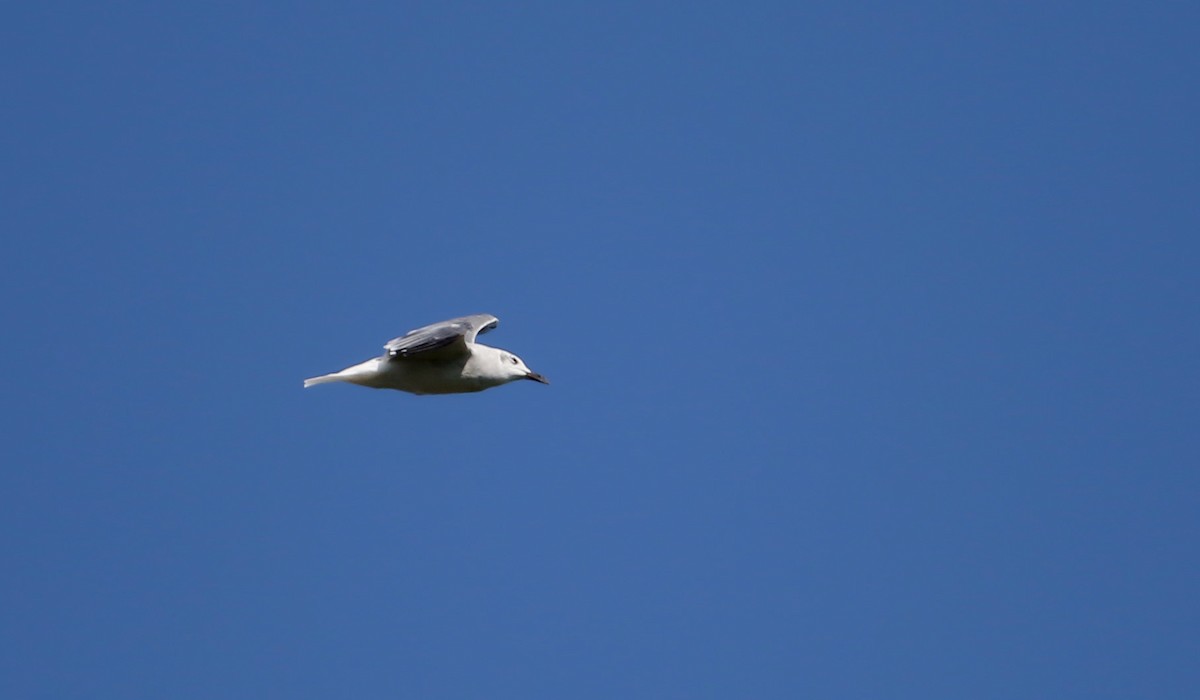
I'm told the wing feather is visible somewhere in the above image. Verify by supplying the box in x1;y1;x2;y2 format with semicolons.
384;314;499;359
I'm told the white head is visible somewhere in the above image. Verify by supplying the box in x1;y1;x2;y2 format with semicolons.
496;349;550;385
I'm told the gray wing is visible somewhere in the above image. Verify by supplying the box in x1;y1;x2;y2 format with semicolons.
383;314;499;358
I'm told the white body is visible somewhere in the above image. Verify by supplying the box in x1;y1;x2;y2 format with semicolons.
305;344;522;394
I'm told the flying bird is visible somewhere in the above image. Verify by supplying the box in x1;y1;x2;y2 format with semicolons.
303;314;548;395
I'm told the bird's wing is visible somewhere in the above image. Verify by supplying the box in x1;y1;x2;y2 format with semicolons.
383;314;499;359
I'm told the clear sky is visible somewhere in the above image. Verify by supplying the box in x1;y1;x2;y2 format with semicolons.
3;2;1197;698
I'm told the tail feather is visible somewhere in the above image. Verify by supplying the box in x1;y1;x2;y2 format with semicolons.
304;358;380;389
303;374;343;388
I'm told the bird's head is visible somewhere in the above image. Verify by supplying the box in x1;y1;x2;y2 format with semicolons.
499;350;549;385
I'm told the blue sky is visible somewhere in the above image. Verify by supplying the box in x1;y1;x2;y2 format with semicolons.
2;2;1197;698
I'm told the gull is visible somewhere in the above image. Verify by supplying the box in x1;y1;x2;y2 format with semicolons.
303;314;549;395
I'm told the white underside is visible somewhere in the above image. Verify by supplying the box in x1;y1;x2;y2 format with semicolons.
303;348;510;395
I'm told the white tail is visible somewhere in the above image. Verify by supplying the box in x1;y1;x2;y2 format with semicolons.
303;374;343;388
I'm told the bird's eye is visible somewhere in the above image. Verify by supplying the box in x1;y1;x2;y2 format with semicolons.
510;357;518;364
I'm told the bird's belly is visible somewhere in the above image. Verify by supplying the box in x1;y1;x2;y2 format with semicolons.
369;360;494;395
